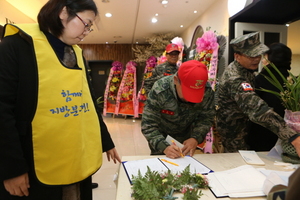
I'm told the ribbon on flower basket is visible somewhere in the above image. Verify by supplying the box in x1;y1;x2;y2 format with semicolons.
195;30;219;154
115;61;138;118
137;56;157;114
103;61;123;116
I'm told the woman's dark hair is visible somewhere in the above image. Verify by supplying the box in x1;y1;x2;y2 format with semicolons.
38;0;98;37
266;43;292;70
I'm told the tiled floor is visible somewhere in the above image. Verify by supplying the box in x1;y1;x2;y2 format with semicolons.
92;114;150;200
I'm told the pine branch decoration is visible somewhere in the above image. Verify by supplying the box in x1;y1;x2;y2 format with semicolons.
131;165;210;200
132;32;175;64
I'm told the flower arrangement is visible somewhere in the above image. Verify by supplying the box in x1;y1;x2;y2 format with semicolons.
138;56;157;101
259;62;300;112
260;62;300;164
259;62;300;133
108;61;123;102
194;30;219;91
119;61;137;102
131;165;210;200
194;30;218;67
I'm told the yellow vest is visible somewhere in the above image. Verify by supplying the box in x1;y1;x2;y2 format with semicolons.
4;24;103;185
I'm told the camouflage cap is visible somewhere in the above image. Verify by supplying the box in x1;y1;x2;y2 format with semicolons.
230;32;269;57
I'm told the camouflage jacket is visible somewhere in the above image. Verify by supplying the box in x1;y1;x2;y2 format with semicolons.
141;75;215;155
143;61;178;94
216;60;297;152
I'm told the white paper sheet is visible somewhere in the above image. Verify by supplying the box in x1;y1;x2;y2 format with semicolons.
239;150;265;165
206;165;267;198
166;135;184;148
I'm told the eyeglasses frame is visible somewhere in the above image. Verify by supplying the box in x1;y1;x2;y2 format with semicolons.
75;13;93;33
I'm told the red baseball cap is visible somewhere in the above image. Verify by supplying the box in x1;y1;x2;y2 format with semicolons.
178;60;208;103
166;44;180;53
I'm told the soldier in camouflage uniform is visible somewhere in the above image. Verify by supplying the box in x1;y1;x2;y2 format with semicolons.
141;60;215;158
143;44;180;94
216;32;300;153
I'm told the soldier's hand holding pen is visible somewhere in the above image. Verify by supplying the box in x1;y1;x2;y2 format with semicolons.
182;138;198;157
164;145;183;159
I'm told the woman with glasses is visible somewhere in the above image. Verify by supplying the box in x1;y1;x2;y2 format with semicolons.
0;0;120;199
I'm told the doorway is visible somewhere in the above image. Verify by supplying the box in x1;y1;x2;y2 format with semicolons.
88;60;113;109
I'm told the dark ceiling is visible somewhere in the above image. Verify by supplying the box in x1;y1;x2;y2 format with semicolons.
228;0;300;62
232;0;300;25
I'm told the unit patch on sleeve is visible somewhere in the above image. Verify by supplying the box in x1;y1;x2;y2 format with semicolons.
241;83;253;91
161;109;174;115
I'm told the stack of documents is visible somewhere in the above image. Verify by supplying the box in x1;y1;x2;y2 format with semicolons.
206;165;267;198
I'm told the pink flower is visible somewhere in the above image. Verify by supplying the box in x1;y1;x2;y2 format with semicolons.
180;187;187;194
196;30;218;53
112;61;123;71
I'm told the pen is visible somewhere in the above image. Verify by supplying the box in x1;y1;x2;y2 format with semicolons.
161;159;179;166
171;140;184;157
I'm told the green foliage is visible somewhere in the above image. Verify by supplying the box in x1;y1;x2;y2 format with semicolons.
258;62;300;111
131;165;210;200
96;96;104;109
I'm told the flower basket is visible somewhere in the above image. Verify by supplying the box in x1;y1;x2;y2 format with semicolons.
194;30;219;154
115;61;138;117
103;61;123;116
137;56;157;114
194;30;219;91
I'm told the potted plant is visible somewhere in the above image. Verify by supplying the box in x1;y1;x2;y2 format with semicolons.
259;62;300;163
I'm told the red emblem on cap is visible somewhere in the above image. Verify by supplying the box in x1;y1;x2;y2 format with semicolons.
191;80;204;89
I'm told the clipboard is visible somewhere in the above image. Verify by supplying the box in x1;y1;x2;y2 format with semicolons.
122;156;213;184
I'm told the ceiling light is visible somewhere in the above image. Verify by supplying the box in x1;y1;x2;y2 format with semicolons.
161;0;168;5
194;10;197;13
286;24;290;27
155;13;159;16
151;18;158;23
105;13;112;17
180;25;183;28
227;0;247;17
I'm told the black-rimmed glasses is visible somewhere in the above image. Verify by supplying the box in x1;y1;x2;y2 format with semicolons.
75;14;93;33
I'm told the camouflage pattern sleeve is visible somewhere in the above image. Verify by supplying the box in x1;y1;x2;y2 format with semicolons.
141;83;170;154
217;61;297;152
189;84;216;143
232;79;297;140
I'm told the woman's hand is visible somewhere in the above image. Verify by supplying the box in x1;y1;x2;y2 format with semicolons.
4;173;30;197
